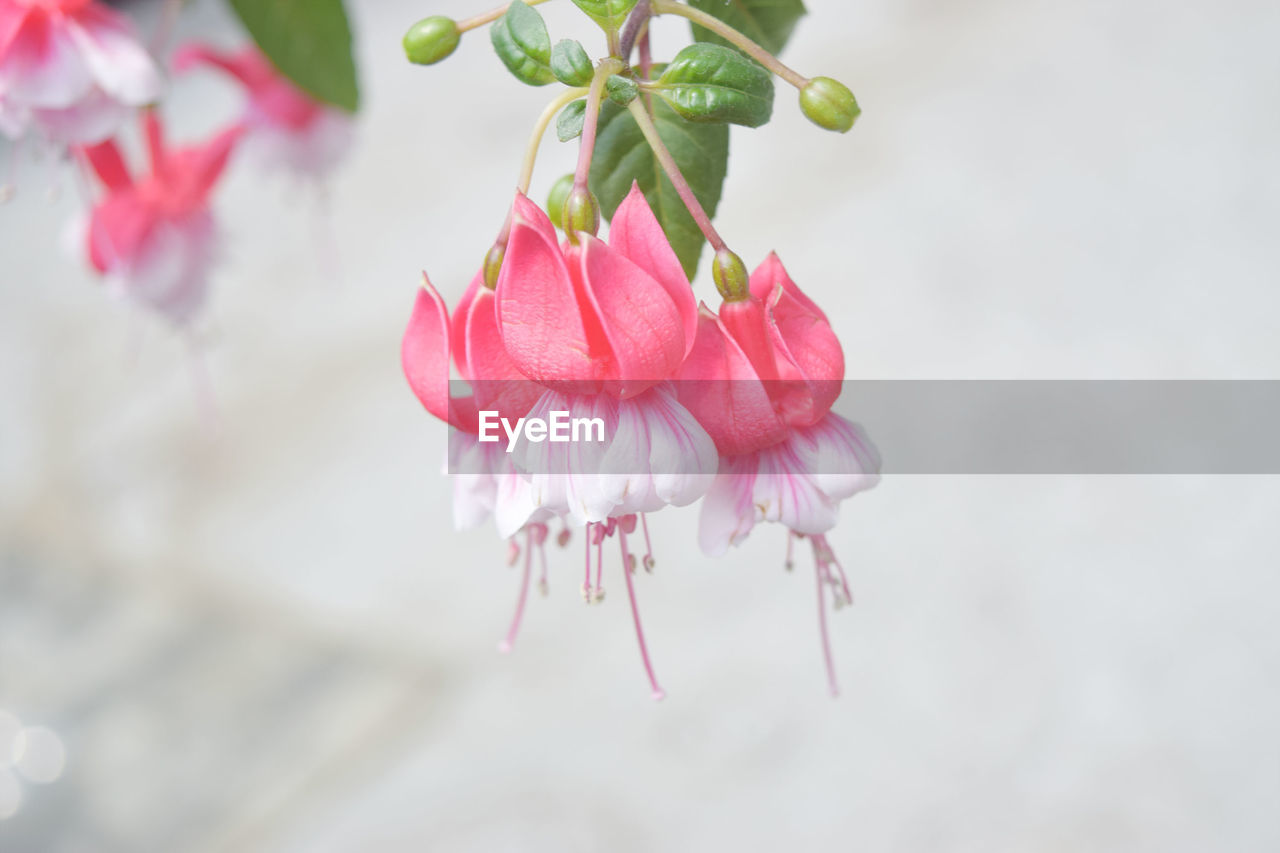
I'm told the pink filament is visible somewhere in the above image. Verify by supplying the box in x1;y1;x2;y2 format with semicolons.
619;526;665;700
499;527;534;653
815;560;839;697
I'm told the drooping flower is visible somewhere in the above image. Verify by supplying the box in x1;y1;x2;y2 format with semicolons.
76;109;241;323
172;42;352;180
681;252;881;694
0;0;164;144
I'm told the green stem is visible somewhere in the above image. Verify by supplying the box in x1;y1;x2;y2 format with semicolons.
574;59;625;190
458;0;554;33
650;0;810;89
518;86;590;194
625;98;727;253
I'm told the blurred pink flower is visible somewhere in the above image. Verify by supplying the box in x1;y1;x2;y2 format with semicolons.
173;42;352;179
77;110;240;323
0;0;163;144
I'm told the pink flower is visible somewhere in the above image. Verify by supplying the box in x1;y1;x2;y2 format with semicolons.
0;0;163;144
77;110;240;323
495;185;698;399
680;254;880;695
173;43;352;179
677;252;844;455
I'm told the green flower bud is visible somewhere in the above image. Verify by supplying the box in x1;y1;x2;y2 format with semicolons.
483;242;505;290
605;74;639;106
712;249;749;302
550;40;594;87
546;173;575;231
564;186;600;243
403;16;460;66
799;76;860;133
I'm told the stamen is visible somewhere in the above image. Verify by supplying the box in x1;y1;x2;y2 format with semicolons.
530;523;550;596
814;559;839;697
507;539;521;567
594;531;606;602
640;513;656;572
556;520;572;548
582;522;593;602
784;531;796;571
498;527;534;653
811;533;853;608
619;524;665;701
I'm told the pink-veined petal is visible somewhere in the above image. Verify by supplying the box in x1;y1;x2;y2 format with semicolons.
580;235;688;398
607;183;696;356
677;304;789;455
495;194;598;388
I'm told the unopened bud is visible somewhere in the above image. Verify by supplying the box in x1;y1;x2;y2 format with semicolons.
606;74;639;106
712;248;749;302
404;16;460;66
564;186;600;243
483;242;505;289
799;76;860;133
546;173;575;231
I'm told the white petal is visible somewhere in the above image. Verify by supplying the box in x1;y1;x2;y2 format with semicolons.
65;15;163;105
697;457;758;557
791;413;882;501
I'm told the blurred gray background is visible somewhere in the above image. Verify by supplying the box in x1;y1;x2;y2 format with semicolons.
2;0;1279;850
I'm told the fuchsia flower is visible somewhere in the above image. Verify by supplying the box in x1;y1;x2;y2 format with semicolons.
0;0;163;144
173;43;352;179
680;252;881;694
77;109;241;324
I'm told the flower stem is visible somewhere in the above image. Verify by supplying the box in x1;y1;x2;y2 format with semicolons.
458;0;553;33
625;99;728;253
518;86;590;194
573;59;625;191
650;0;810;89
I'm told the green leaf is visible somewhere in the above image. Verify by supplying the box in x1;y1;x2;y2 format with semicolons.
556;99;587;141
687;0;807;56
589;99;729;277
569;0;639;31
652;43;773;127
227;0;359;111
490;0;555;86
550;39;594;87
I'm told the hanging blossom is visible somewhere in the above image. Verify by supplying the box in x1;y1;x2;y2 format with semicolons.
0;0;163;145
403;186;718;699
172;42;353;180
678;252;881;695
75;109;241;324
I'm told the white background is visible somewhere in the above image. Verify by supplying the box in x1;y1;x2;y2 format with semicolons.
2;0;1278;849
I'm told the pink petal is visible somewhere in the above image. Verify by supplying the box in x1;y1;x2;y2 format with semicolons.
677;304;789;456
495;194;599;389
449;270;483;378
79;137;132;191
463;284;543;421
402;275;476;431
607;183;696;357
749;251;829;324
579;235;687;398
